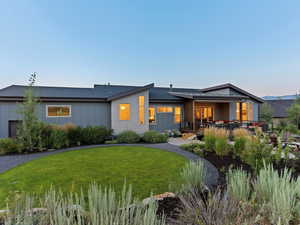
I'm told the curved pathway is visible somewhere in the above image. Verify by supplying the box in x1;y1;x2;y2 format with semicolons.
0;143;219;188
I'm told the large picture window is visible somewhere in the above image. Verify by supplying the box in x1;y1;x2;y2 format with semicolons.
47;105;71;117
149;107;156;124
138;96;145;124
157;107;173;113
174;107;181;123
119;104;130;120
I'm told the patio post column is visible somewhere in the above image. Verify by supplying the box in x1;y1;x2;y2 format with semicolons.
192;100;195;131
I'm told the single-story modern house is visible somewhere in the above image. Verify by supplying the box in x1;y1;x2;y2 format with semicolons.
266;99;295;127
0;83;264;138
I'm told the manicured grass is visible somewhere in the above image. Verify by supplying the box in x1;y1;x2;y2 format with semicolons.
0;146;187;208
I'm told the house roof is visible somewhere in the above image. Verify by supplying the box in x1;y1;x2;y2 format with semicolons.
266;99;295;118
199;83;264;103
107;83;154;101
0;83;263;103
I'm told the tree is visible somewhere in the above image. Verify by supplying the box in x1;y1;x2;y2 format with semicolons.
287;97;300;130
17;73;43;151
260;103;273;124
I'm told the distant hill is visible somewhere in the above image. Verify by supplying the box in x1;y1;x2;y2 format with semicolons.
263;95;298;100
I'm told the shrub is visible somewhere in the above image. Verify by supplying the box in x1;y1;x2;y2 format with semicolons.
239;136;274;172
48;129;69;149
142;131;168;143
233;137;248;156
81;126;112;145
105;140;119;144
180;143;204;152
51;123;77;132
0;138;22;155
67;126;82;146
117;130;141;144
180;160;206;191
227;169;251;202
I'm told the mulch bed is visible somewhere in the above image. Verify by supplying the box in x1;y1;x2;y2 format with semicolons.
156;150;300;221
202;151;253;187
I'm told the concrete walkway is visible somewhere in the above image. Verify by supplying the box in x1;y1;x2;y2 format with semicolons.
0;143;219;188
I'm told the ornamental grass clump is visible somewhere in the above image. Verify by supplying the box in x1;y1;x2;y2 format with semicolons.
180;160;206;192
204;128;218;152
227;169;251;202
233;128;251;156
4;184;166;225
254;164;299;224
204;128;230;155
215;128;230;156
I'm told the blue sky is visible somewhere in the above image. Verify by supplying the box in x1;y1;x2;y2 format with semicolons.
0;1;299;96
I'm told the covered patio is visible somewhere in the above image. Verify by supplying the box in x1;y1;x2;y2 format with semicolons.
170;92;257;131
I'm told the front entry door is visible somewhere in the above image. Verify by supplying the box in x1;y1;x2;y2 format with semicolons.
8;120;22;138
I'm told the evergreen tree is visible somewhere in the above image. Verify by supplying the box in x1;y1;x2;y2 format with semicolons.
287;97;300;130
260;103;273;124
17;73;43;151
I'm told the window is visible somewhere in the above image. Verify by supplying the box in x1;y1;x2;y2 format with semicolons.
241;102;248;121
174;107;181;123
236;103;240;121
119;104;130;120
157;107;173;113
236;102;254;121
248;103;254;121
149;107;156;124
138;96;145;124
47;105;71;117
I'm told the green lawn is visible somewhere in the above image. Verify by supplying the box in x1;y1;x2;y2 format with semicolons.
0;146;187;208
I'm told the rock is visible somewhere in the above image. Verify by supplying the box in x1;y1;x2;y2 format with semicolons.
143;192;176;205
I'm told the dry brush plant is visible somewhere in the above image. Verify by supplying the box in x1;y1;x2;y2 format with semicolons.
3;183;166;225
227;168;251;202
174;164;300;225
180;160;206;192
172;189;261;225
254;164;299;224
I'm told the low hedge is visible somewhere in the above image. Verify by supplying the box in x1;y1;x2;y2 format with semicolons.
0;138;23;155
117;131;141;143
142;131;168;143
81;126;113;145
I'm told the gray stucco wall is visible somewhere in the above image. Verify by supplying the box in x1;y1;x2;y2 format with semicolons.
149;103;184;132
0;102;111;138
111;90;149;134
